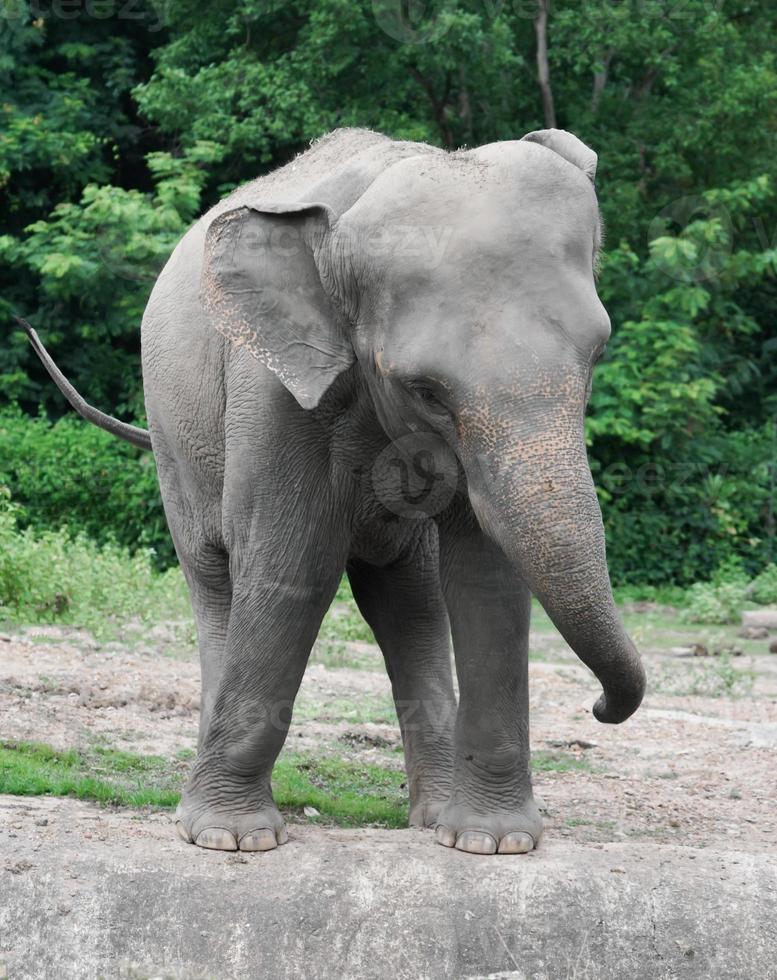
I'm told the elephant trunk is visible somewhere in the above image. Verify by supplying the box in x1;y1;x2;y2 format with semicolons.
464;417;646;725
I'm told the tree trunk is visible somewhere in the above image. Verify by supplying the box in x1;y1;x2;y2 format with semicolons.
534;0;556;129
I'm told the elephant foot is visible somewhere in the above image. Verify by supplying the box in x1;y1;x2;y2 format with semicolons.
175;796;288;852
408;797;448;829
433;797;543;855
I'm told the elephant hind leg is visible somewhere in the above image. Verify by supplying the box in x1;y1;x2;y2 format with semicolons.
150;435;231;748
179;543;232;748
347;525;456;828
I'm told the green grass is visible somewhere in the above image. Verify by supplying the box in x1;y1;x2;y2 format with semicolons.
0;740;594;826
317;577;375;645
293;692;399;725
0;486;194;641
0;741;409;828
0;741;183;807
273;755;407;827
531;750;594;773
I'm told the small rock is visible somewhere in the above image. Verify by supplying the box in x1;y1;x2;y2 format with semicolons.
5;860;33;875
769;640;777;654
713;645;744;657
671;644;709;657
303;806;320;818
740;626;769;640
546;738;598;750
34;818;48;827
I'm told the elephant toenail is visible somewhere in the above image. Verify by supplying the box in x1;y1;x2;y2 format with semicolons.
435;825;457;848
497;832;535;854
276;825;289;845
238;829;277;852
194;827;238;851
455;831;498;855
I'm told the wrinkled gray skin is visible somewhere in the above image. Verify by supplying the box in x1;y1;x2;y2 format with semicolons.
42;128;648;856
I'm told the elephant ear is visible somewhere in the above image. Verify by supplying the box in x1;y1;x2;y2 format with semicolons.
520;129;597;184
201;202;354;410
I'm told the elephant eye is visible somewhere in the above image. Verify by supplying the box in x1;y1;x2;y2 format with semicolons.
406;379;449;412
414;385;438;403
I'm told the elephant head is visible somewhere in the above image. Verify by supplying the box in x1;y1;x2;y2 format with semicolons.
201;128;646;725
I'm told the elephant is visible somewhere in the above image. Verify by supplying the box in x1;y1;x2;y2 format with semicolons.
23;126;646;856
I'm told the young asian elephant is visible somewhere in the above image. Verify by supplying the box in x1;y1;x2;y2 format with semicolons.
24;127;646;856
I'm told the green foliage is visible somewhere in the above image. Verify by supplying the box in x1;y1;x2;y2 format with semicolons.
752;564;777;605
0;485;187;636
1;0;775;586
682;557;776;624
589;177;776;584
683;581;749;626
0;408;174;565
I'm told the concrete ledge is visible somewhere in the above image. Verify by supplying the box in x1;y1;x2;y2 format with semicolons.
0;795;775;979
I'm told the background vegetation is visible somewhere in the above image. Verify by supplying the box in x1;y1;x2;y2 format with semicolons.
1;0;775;589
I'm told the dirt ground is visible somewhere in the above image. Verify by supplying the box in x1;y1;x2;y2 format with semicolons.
1;603;776;856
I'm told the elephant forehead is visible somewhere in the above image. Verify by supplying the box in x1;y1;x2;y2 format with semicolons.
365;263;610;369
341;147;598;258
342;185;599;327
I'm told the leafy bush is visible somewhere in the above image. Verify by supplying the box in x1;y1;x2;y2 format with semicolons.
653;653;755;700
752;564;777;605
0;408;174;567
683;580;750;625
0;486;189;637
681;557;777;624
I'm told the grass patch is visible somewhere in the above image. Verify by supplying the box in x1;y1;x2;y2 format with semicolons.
309;639;382;671
0;741;409;828
0;741;182;807
317;577;376;649
0;487;194;641
531;750;594;773
274;755;406;827
293;692;399;726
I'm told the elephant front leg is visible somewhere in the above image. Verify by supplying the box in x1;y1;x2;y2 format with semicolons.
176;554;344;852
347;528;456;828
435;512;543;855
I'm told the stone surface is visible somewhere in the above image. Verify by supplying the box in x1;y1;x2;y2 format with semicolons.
741;609;777;631
1;795;775;980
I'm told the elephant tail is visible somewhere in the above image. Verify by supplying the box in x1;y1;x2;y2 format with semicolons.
17;316;153;452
